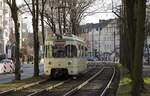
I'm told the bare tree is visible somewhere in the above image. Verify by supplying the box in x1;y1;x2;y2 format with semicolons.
120;0;146;95
67;0;96;35
145;8;150;65
40;0;47;46
132;0;146;95
23;0;40;77
44;0;96;36
6;0;21;80
44;0;57;35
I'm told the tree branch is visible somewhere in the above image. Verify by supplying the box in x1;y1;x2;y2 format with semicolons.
23;0;33;15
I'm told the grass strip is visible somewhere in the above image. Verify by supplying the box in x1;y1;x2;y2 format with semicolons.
117;75;150;96
0;75;45;91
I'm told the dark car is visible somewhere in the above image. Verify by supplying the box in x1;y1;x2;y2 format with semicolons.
87;56;98;61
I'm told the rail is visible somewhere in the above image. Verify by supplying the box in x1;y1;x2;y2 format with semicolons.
27;79;70;96
100;67;116;96
63;67;105;96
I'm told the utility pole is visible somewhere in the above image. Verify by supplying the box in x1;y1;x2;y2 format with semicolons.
99;25;101;57
114;28;116;52
113;26;116;62
92;31;94;56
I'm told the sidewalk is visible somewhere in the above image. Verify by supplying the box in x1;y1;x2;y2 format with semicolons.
0;64;44;84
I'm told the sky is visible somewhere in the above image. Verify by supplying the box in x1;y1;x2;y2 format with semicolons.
16;0;121;25
81;13;116;24
81;0;121;24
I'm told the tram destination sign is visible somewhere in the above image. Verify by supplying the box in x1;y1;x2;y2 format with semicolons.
54;40;66;45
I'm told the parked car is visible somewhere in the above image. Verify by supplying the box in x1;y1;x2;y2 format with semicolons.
0;59;15;74
0;54;7;61
87;56;98;61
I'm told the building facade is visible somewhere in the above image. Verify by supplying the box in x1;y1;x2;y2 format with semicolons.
0;0;11;55
80;19;120;59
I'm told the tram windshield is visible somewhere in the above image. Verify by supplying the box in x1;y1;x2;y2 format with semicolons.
52;45;65;58
52;45;77;58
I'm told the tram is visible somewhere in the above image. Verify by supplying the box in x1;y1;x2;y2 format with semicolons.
44;34;88;77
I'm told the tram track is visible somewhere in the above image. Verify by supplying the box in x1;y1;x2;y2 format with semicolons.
1;79;68;96
64;67;116;96
27;68;102;96
31;67;115;96
0;65;116;96
0;66;103;96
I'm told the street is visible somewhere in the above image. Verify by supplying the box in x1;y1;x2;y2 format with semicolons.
0;64;44;84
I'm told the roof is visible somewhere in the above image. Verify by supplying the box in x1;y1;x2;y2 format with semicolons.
80;19;112;33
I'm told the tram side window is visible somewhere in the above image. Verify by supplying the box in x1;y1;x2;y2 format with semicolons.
85;47;88;56
65;45;77;58
45;45;52;58
79;46;85;57
78;45;82;57
81;46;84;57
45;46;47;57
48;45;52;58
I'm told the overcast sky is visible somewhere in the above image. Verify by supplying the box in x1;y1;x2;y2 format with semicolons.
81;0;121;24
16;0;121;25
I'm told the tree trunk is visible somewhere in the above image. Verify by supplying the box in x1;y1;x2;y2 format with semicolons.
51;7;56;35
146;37;150;64
126;0;136;76
14;18;21;80
58;7;62;35
131;0;146;96
63;1;66;34
41;13;45;46
41;0;46;46
120;0;133;72
6;0;21;80
35;0;39;77
32;0;39;77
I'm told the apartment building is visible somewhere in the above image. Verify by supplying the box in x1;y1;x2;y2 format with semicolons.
80;19;120;58
0;0;11;55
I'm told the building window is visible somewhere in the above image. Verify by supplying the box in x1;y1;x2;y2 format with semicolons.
0;27;2;34
0;1;2;10
96;27;98;31
0;16;2;27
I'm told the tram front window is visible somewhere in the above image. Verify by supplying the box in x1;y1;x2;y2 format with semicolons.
52;46;65;58
52;45;77;58
65;45;77;58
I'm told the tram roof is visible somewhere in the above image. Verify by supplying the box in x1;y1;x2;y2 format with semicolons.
46;34;84;43
62;34;85;43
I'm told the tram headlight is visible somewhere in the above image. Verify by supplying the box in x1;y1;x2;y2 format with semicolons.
48;61;51;65
68;61;72;65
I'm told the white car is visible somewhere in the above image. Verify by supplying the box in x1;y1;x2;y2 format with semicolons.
0;59;15;74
